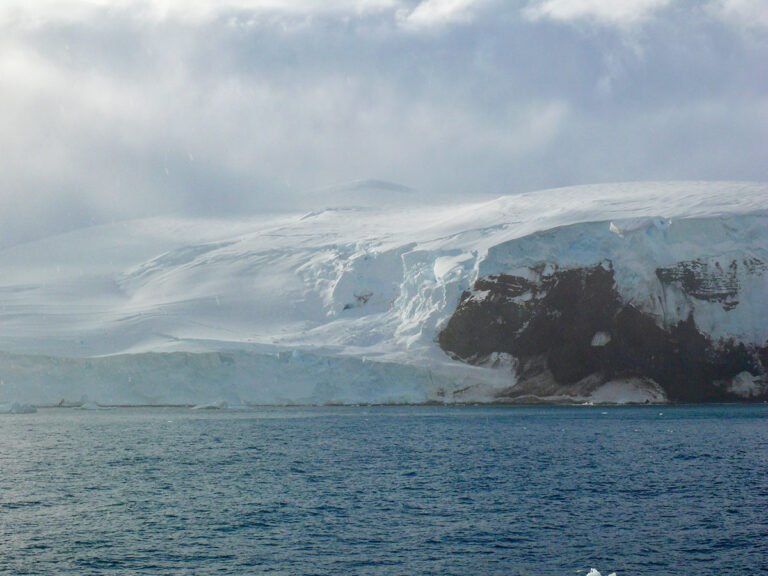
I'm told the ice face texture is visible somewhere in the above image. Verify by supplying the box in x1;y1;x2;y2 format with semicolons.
0;182;765;405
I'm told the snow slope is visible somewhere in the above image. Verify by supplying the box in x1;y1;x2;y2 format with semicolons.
0;181;765;405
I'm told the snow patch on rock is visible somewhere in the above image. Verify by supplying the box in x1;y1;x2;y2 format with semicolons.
728;371;763;398
591;331;612;347
588;378;667;405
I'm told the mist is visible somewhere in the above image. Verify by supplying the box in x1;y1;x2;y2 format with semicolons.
1;0;765;246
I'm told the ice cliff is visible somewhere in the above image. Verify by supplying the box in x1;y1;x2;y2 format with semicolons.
0;182;765;405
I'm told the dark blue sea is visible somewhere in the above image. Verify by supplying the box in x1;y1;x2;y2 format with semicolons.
0;405;766;575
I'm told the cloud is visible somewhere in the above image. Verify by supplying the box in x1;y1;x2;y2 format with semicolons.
0;0;402;26
710;0;768;30
397;0;490;30
523;0;673;27
0;0;765;246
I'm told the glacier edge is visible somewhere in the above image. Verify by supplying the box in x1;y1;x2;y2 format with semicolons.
0;181;766;405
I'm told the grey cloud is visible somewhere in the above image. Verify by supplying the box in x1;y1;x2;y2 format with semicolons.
0;1;765;246
523;0;674;27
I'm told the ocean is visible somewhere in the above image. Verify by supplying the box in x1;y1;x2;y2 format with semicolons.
1;405;765;575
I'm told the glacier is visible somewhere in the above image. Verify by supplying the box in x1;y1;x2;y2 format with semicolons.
0;181;765;405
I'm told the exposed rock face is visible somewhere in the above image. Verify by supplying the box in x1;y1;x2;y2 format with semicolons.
656;258;767;311
438;263;768;402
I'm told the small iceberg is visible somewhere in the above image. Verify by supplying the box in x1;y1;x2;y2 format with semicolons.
586;569;617;576
191;400;230;410
56;398;84;408
191;399;250;411
75;401;112;411
0;402;37;414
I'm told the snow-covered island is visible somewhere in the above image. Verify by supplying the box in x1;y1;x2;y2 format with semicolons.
0;181;765;406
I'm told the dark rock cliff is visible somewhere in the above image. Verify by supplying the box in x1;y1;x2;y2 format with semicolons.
656;257;767;311
438;263;768;402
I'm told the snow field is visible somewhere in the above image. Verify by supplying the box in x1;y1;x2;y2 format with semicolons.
0;181;765;404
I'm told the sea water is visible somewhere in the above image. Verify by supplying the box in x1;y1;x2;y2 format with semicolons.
0;405;765;575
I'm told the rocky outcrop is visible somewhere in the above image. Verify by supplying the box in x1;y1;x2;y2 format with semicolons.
656;258;767;311
438;263;768;402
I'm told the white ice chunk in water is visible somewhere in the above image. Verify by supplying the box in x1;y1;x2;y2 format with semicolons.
75;401;111;411
0;402;37;414
192;400;230;410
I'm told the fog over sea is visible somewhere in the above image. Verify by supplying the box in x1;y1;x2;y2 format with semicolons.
1;404;765;575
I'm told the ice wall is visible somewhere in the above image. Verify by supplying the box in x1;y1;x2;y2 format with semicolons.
0;182;765;404
478;214;768;345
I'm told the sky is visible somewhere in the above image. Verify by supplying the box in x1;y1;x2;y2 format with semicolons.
0;0;766;245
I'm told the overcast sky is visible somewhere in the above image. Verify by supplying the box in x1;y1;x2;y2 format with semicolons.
0;0;766;245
